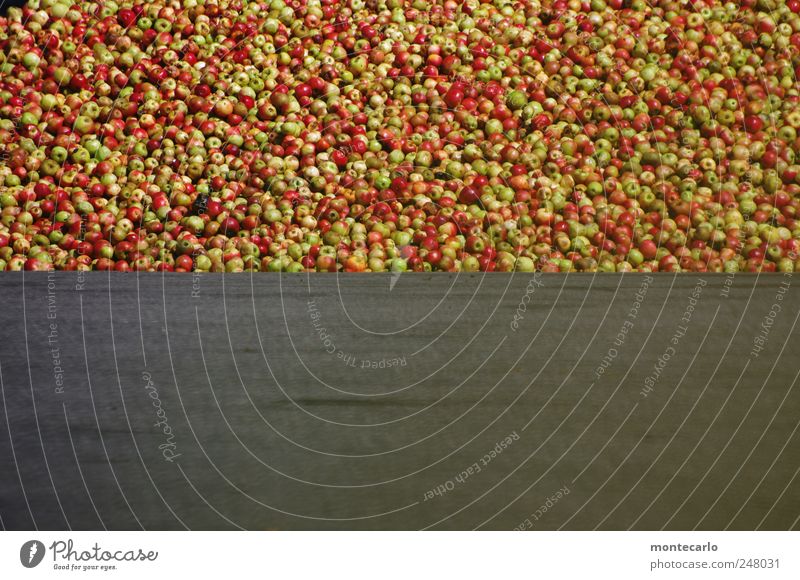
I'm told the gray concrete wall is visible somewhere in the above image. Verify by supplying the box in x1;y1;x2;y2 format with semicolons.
0;273;798;530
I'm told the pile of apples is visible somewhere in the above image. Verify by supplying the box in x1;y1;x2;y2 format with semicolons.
0;0;799;272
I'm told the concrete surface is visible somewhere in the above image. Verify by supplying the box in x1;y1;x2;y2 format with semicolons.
0;272;798;530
